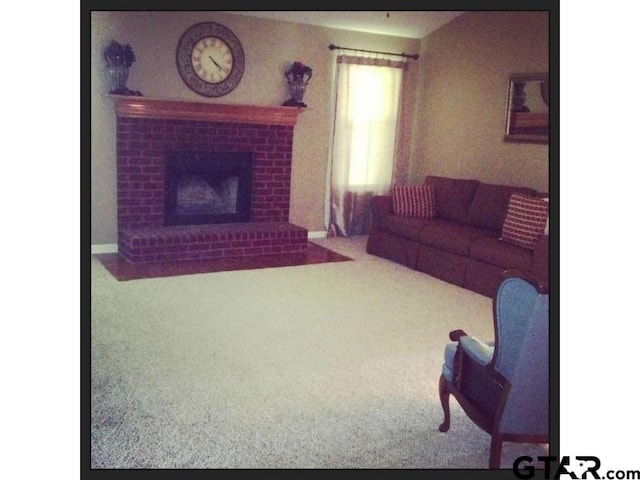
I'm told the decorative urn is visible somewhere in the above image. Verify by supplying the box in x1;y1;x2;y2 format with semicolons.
282;61;313;107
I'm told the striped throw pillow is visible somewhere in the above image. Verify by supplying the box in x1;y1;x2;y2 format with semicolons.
391;185;436;219
541;196;549;235
501;193;549;249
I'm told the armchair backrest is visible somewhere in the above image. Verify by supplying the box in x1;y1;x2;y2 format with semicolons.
492;273;549;436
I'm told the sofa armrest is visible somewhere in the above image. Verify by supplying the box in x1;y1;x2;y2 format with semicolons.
530;234;549;290
370;195;393;228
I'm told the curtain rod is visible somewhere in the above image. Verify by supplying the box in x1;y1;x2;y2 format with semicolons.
328;43;419;60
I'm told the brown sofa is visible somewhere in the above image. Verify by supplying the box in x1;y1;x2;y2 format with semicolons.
365;175;549;297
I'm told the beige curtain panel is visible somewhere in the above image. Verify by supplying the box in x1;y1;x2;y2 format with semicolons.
327;54;406;237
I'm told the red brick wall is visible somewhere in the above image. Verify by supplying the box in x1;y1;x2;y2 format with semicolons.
116;117;294;230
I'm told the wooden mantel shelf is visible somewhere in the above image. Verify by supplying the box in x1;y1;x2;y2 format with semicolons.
109;95;302;126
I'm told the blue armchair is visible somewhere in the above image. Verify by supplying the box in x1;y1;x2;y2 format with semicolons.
438;271;549;468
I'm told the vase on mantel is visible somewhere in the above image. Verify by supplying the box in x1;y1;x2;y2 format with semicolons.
282;61;313;107
105;63;130;94
103;40;142;96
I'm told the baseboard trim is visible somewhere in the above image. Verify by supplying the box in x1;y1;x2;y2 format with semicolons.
308;231;328;239
91;244;118;254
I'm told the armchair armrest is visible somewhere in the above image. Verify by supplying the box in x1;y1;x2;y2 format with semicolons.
448;329;494;367
459;336;494;366
449;329;468;342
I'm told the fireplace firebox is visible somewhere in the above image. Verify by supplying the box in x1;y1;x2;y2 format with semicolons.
165;151;253;226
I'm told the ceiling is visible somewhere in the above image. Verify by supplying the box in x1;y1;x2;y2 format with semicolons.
225;11;465;39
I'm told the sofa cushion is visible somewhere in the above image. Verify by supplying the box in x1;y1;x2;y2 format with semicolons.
416;245;469;286
376;214;430;242
468;237;533;271
391;184;436;218
501;193;549;249
423;176;479;224
366;229;421;269
467;183;538;232
419;221;496;256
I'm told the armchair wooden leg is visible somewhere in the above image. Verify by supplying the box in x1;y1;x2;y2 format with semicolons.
489;434;503;469
438;374;451;432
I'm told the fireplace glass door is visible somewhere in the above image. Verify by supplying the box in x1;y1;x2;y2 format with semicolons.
165;151;253;226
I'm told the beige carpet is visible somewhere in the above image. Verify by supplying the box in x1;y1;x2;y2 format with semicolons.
90;235;549;469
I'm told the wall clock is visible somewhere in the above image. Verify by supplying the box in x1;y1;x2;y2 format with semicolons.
176;22;245;97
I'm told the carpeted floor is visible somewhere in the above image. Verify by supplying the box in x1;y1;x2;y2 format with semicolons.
90;235;549;470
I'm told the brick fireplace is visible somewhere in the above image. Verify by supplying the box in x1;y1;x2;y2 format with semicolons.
111;96;308;263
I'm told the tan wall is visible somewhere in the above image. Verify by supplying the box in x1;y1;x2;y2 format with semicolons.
91;11;549;246
410;11;549;192
91;11;420;244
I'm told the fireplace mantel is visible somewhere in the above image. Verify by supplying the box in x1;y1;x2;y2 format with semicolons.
109;95;302;126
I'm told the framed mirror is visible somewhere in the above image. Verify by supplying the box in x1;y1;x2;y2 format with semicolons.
504;73;549;144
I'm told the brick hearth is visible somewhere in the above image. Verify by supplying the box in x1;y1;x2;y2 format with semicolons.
119;222;308;263
111;96;307;263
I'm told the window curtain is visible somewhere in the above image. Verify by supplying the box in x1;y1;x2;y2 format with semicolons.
326;54;406;237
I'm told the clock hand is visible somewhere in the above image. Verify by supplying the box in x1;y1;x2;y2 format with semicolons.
209;56;228;73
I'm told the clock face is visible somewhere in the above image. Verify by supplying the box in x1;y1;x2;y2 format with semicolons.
191;37;233;84
176;22;244;97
